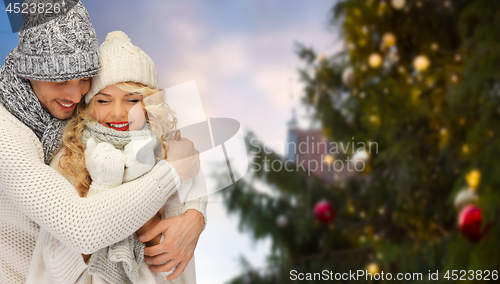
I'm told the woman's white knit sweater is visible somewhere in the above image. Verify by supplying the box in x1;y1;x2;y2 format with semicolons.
0;103;205;283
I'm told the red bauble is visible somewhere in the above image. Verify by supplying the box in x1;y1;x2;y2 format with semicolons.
314;200;335;223
458;205;483;242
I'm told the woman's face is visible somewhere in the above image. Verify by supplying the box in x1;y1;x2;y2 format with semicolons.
93;84;147;131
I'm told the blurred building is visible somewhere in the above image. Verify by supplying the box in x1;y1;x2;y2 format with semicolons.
286;111;344;184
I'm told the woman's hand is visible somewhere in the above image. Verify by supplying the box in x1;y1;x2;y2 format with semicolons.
138;209;204;281
84;138;126;187
166;138;200;181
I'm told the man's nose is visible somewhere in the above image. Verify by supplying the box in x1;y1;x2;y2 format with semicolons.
64;80;84;103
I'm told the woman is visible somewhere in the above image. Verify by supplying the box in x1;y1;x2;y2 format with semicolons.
26;31;206;284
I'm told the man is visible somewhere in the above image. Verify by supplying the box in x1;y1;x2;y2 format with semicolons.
0;0;206;283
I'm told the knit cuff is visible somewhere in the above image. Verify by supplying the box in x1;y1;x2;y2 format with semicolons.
170;165;182;191
150;160;181;193
182;197;208;231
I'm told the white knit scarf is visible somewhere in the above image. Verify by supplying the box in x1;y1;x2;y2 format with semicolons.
82;120;154;150
0;51;67;164
82;121;155;284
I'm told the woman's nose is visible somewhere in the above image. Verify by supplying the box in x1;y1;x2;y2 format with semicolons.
111;102;127;119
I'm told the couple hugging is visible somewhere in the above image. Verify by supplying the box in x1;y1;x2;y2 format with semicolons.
0;0;207;283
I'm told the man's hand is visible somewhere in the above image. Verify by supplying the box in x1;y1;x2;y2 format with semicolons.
138;209;204;281
166;137;200;181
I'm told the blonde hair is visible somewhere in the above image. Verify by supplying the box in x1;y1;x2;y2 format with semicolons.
59;82;179;197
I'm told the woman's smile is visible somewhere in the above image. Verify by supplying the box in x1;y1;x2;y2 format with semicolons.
93;85;147;131
107;121;132;131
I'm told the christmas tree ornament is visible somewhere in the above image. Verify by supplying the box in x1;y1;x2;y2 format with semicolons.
378;207;386;215
466;169;481;190
454;187;478;211
362;25;369;34
413;55;430;71
462;144;470;155
391;0;406;10
458;205;483;242
382;32;397;47
342;66;355;86
369;114;380;126
276;214;288;228
323;154;334;165
352;150;370;164
368;53;383;68
366;262;380;274
431;42;439;51
359;235;367;243
377;1;387;16
314;200;335;223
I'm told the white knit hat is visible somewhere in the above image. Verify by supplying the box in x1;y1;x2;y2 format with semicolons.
85;31;157;104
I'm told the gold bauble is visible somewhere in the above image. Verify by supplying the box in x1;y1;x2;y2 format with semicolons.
382;32;397;47
366;262;380;274
462;144;470;155
413;55;430;71
323;155;334;165
391;0;406;10
466;169;481;190
369;115;380;127
368;53;383;68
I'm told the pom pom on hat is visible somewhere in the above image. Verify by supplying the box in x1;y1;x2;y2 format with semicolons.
105;30;131;42
85;31;158;103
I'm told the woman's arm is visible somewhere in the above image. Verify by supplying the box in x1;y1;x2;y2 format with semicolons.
0;122;179;254
136;212;164;247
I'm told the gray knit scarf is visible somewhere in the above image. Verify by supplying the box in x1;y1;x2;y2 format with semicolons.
88;235;145;284
83;121;155;284
0;52;67;164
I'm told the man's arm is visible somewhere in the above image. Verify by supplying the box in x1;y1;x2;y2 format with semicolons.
140;209;205;280
0;121;197;254
139;169;208;280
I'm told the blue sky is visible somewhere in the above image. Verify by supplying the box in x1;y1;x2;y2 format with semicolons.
1;1;338;283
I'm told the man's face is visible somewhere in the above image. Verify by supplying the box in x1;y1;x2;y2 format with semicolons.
29;78;91;120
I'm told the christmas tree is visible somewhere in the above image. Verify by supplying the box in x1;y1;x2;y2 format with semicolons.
221;0;500;283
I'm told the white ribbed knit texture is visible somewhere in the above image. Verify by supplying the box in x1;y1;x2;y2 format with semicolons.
0;103;181;284
26;148;207;284
85;31;158;103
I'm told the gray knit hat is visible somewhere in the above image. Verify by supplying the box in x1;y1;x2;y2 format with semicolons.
12;0;100;81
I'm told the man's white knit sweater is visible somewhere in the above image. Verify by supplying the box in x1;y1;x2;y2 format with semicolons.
0;103;207;283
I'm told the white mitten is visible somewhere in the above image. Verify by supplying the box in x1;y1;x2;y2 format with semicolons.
84;138;126;187
123;135;156;182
